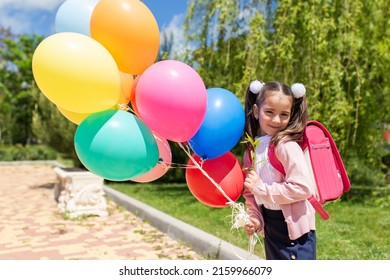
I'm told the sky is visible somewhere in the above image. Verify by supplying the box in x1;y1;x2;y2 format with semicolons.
0;0;188;37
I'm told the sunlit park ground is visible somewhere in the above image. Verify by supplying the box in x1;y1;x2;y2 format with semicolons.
109;182;390;260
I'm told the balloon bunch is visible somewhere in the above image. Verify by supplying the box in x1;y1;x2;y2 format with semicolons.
32;0;246;209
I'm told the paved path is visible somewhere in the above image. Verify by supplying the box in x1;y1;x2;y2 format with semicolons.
0;164;203;260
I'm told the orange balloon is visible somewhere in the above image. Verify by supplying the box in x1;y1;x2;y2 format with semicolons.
119;72;134;104
90;0;160;74
130;75;141;116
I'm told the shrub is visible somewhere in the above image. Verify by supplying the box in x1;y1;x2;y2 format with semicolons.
0;144;57;161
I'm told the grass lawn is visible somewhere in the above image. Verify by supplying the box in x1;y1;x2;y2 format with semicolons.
107;181;390;260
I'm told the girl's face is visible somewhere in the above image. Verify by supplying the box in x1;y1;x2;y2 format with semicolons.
253;91;293;136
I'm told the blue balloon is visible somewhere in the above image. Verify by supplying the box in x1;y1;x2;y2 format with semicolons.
55;0;99;36
188;88;245;160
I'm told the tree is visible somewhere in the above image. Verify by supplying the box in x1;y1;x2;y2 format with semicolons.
0;32;43;145
0;32;78;163
183;0;390;185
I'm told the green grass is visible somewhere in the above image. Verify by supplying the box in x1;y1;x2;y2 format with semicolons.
107;181;390;260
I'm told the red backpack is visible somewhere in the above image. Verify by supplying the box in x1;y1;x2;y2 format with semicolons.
268;120;350;220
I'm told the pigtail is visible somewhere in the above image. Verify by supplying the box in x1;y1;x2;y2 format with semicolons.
244;81;262;151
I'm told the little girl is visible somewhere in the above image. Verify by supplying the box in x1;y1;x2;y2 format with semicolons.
242;80;316;260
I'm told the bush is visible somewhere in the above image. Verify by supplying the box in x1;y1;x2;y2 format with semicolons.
345;154;387;187
0;144;57;161
343;151;389;206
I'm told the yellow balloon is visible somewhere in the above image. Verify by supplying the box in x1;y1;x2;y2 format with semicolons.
57;106;116;125
57;106;91;125
32;32;121;113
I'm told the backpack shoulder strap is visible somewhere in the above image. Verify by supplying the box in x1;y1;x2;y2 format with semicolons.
268;143;286;176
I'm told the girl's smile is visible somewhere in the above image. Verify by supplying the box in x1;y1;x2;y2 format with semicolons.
253;91;292;136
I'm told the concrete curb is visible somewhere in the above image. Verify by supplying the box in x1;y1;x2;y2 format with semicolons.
103;186;259;260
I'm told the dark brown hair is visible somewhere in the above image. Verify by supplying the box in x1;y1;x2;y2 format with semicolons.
244;81;308;151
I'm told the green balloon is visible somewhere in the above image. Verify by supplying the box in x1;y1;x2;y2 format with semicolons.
74;110;158;181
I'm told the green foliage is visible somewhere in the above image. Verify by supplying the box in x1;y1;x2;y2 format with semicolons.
183;0;390;188
32;89;79;165
158;29;175;60
241;133;260;171
345;153;387;187
0;33;43;145
0;144;57;161
0;31;79;166
1;1;389;190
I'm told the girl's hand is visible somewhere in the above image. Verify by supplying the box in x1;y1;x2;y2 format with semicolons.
244;170;261;192
244;217;261;236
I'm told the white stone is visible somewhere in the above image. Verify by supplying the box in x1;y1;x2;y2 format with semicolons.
54;167;108;218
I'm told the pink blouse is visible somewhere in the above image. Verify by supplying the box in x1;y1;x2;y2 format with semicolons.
243;139;316;240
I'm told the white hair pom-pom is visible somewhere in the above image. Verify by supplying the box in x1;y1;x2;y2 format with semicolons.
250;80;263;94
291;83;306;98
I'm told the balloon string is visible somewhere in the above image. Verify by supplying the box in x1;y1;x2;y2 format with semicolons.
248;233;262;259
116;103;131;111
227;228;262;260
177;142;233;203
228;203;262;259
116;103;137;115
158;161;200;170
167;162;198;169
177;142;258;259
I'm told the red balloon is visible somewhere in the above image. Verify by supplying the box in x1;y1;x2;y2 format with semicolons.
185;152;244;208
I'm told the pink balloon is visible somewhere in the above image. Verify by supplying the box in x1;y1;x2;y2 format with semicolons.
131;134;172;182
135;60;207;142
